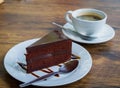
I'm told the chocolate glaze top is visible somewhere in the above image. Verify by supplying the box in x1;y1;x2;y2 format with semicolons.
27;30;68;48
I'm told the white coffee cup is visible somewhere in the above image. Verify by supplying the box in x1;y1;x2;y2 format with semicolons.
65;8;107;37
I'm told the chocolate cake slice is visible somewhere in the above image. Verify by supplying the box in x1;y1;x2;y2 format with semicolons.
25;30;72;73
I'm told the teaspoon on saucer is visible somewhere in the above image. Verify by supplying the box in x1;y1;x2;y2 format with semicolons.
52;22;97;40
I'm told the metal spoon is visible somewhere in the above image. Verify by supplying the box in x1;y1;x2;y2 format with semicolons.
52;22;97;40
19;60;79;87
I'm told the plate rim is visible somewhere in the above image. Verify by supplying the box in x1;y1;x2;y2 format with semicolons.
4;38;92;87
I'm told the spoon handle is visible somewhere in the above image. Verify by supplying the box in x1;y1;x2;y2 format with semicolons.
19;72;58;87
52;22;97;40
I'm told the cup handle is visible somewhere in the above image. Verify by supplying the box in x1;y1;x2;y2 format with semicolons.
65;11;73;25
65;11;77;32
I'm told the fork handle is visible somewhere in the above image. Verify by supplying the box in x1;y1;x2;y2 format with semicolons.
19;72;58;87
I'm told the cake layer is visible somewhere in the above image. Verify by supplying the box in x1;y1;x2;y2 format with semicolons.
26;40;71;59
27;52;71;73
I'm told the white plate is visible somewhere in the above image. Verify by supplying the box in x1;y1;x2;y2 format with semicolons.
62;23;115;44
4;38;92;87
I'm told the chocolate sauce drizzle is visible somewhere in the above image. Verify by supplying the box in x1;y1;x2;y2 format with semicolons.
18;54;80;78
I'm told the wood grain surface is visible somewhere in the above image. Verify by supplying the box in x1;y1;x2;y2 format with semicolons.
0;0;120;88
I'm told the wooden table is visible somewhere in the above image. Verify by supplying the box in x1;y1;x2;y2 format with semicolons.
0;0;120;88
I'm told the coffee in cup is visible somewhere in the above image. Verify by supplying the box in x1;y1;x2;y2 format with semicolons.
76;14;102;21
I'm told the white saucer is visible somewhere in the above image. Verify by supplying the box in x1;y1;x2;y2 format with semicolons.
62;23;115;44
4;38;92;87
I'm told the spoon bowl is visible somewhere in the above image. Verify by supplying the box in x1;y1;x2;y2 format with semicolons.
19;60;79;87
59;60;79;73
